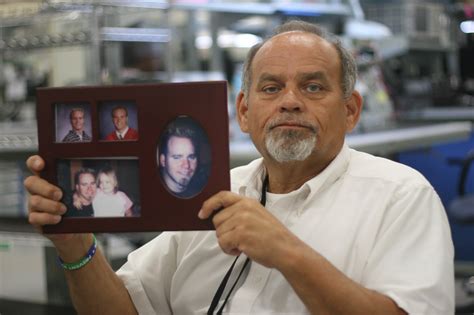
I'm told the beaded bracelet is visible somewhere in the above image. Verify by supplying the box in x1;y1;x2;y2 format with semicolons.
58;234;97;271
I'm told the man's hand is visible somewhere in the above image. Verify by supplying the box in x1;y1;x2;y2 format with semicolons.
198;191;302;269
23;155;80;245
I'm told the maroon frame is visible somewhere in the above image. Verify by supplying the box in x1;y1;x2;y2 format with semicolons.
37;81;229;233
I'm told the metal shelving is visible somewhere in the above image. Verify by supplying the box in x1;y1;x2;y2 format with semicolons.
0;122;38;153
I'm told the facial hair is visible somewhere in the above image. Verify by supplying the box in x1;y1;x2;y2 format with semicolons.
264;115;318;163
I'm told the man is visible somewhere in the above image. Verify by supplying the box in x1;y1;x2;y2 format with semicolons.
65;168;96;217
62;108;91;142
158;121;201;198
24;21;453;314
105;105;139;141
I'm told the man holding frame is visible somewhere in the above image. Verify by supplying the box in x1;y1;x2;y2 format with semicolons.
24;21;453;314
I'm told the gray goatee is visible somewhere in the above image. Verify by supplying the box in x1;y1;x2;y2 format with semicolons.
264;120;317;163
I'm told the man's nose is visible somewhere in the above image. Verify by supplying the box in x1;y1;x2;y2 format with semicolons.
181;159;191;169
279;88;304;112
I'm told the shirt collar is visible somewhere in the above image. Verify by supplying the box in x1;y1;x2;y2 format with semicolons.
303;143;350;200
235;143;350;202
116;126;129;138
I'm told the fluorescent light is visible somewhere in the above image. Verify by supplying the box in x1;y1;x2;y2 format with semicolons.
195;33;261;50
460;21;474;34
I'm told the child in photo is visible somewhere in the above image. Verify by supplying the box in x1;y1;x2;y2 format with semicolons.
92;167;134;217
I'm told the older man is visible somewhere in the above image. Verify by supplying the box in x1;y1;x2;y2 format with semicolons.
105;105;139;141
24;21;453;314
62;108;91;142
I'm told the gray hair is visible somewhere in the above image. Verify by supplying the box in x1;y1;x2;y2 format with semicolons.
241;20;357;100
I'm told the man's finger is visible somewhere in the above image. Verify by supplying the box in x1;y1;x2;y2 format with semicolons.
28;211;62;227
26;155;45;176
198;191;242;219
216;229;242;256
212;202;243;229
24;176;63;201
29;195;67;216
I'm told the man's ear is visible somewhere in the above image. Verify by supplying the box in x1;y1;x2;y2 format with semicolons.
159;154;166;167
344;90;363;133
236;91;249;133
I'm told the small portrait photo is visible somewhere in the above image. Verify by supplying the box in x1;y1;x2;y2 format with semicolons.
55;103;92;143
99;101;139;141
157;116;211;199
57;159;141;218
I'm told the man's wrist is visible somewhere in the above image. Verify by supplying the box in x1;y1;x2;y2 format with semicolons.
55;233;95;263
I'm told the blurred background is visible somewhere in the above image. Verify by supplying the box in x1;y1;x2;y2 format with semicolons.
0;0;473;313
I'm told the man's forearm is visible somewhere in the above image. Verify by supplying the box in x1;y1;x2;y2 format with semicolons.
277;242;406;315
56;235;137;315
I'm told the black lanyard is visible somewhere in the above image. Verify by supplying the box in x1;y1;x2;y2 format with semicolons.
207;175;269;315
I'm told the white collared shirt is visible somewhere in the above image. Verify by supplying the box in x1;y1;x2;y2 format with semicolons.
116;126;129;139
117;144;454;314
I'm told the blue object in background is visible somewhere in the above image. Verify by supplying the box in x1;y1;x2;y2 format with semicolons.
398;132;474;261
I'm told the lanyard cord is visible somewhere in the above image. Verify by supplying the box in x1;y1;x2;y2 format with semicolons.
207;175;269;315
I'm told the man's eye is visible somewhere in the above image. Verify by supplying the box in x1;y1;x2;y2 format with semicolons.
172;155;182;160
305;84;322;93
188;155;197;160
262;86;280;94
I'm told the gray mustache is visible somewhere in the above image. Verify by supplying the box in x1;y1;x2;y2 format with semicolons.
267;116;318;132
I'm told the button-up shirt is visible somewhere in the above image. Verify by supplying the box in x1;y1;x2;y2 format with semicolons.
117;144;454;314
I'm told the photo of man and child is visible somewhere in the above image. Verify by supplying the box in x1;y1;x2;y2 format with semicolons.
57;159;140;218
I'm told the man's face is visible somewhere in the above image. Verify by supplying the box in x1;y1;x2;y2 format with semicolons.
160;136;197;193
237;32;361;165
70;110;85;133
112;108;128;132
75;173;97;204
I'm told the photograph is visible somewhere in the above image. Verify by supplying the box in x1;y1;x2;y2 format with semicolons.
37;81;229;232
55;103;93;143
57;158;141;218
157;116;211;199
99;101;139;141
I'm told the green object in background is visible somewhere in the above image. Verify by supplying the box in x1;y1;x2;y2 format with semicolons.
0;242;11;251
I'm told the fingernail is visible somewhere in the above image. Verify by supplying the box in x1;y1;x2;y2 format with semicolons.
198;209;204;219
60;204;67;214
34;158;41;168
53;190;62;201
55;215;62;223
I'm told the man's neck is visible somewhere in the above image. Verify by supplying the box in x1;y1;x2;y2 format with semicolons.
263;150;340;194
164;174;185;193
117;126;129;135
74;129;83;135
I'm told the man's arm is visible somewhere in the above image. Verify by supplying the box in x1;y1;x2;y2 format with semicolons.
24;156;138;315
199;192;407;315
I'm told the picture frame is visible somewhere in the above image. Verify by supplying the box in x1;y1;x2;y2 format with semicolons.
36;81;230;233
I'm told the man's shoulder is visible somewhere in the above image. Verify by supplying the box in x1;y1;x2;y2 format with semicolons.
105;132;116;140
62;130;76;142
346;148;431;187
126;127;139;139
